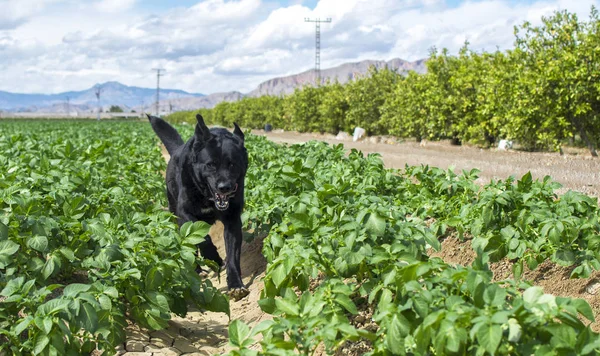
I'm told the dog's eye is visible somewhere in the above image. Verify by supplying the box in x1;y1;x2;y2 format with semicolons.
206;162;216;169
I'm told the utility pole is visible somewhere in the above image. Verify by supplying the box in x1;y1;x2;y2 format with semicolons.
65;96;70;116
152;68;165;115
304;17;332;85
94;85;102;120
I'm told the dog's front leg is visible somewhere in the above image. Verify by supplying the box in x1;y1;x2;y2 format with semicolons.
176;207;223;267
222;215;249;300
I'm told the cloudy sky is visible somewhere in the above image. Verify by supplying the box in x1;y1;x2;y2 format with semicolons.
0;0;598;95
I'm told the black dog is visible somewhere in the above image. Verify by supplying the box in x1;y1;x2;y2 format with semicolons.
147;113;249;299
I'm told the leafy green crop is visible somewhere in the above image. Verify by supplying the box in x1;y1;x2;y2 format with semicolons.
218;134;600;355
0;120;229;355
2;120;599;355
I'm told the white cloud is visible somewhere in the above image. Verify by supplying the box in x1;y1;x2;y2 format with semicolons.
0;0;64;29
0;0;599;95
94;0;136;13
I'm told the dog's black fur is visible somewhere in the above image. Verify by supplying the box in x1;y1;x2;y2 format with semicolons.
147;114;249;298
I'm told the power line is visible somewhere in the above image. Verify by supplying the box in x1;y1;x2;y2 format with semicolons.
152;68;165;115
304;17;332;85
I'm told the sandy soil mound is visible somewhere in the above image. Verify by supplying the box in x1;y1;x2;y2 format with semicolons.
429;236;600;332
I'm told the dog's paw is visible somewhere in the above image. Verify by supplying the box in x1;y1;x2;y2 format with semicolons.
228;287;250;301
195;265;211;279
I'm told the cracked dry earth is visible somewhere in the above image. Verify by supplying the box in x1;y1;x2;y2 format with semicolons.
118;130;600;355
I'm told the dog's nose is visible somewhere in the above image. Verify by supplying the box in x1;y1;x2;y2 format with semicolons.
217;182;233;193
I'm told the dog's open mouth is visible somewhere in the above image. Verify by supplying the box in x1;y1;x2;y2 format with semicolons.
211;184;238;211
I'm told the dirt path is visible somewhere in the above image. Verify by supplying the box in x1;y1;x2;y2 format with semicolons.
257;130;600;197
119;131;600;355
119;149;270;356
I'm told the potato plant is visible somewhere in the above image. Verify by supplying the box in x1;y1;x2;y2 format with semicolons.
0;120;228;355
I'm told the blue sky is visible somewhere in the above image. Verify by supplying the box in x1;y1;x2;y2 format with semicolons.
0;0;598;94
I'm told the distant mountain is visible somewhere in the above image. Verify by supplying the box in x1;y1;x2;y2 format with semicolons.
247;58;427;97
132;91;244;113
0;81;204;112
148;57;427;112
0;58;426;113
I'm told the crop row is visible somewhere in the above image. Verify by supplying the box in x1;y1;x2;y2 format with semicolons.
0;120;228;355
216;131;600;355
2;120;599;355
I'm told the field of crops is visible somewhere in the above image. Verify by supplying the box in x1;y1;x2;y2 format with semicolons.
1;120;600;355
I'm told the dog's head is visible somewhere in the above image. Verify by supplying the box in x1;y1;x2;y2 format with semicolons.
191;114;247;211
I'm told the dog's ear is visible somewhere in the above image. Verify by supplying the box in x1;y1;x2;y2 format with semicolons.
194;114;212;142
233;123;244;142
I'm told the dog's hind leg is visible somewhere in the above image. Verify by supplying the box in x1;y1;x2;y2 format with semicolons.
198;235;223;267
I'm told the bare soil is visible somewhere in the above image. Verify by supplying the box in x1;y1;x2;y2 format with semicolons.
120;131;600;355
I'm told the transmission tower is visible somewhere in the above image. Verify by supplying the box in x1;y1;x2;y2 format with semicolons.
65;96;70;115
94;85;102;120
152;68;165;115
304;17;332;85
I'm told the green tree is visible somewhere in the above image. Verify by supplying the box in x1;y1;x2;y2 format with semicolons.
317;81;349;134
345;66;401;135
507;8;599;154
282;86;324;132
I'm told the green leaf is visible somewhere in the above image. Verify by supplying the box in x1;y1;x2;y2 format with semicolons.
512;260;523;280
250;320;275;338
59;247;76;261
365;213;386;236
387;313;410;355
34;316;53;335
145;267;164;291
182;221;211;244
477;324;502;355
147;292;170;312
103;287;119;299
1;276;24;297
274;298;299;316
63;283;92;297
571;299;595;322
335;295;358;315
270;263;288;288
33;334;50;355
383;268;397;286
98;294;112;310
229;319;251;347
41;256;56;280
77;303;99;333
553;249;576;266
14;316;33;336
289;213;310;229
0;240;19;256
27;235;48;253
507;318;522;343
0;222;8;240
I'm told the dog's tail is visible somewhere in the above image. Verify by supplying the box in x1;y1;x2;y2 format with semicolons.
146;114;184;155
